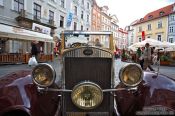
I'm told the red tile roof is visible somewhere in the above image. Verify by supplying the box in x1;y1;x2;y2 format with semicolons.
133;3;175;25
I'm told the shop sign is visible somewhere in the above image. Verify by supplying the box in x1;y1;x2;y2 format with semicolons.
32;23;51;35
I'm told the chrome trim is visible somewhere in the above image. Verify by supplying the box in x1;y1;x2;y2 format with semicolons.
32;63;56;87
63;47;112;58
119;63;143;87
37;87;138;93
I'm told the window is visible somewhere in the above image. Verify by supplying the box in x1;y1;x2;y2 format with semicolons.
14;0;24;12
139;38;142;42
49;10;54;21
171;15;175;21
74;22;77;30
87;15;89;22
138;26;142;32
81;11;83;19
87;2;89;9
61;0;64;8
74;6;77;15
148;15;153;19
81;0;84;5
159;11;164;16
169;26;174;33
169;38;173;43
81;25;83;31
158;21;162;28
147;24;151;30
157;35;161;41
0;0;3;6
34;3;41;19
60;16;64;28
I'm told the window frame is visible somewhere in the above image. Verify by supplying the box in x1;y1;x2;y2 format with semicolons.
34;3;41;19
60;0;64;8
81;25;83;31
74;6;77;15
158;21;162;29
81;11;83;19
49;10;54;21
147;24;151;30
157;35;161;41
74;22;77;31
14;0;24;12
60;15;64;28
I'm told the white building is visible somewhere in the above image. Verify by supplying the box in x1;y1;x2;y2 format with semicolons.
110;15;119;48
65;0;93;32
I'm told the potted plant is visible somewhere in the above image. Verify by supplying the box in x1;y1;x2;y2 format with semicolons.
160;54;171;65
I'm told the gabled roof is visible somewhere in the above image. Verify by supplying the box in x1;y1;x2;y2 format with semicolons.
133;3;174;25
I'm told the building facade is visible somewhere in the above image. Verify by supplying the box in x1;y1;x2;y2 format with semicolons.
133;4;174;43
101;6;111;31
118;28;128;49
0;0;63;63
110;15;119;48
66;0;92;32
168;3;175;43
91;0;101;31
125;25;134;47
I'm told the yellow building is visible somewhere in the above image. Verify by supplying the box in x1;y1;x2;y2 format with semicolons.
133;4;174;42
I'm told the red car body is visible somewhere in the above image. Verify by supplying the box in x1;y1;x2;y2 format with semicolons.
0;70;175;116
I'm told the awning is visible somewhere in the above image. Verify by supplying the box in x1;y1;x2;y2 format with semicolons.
0;23;54;42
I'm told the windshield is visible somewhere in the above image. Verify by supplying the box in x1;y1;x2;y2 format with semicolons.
64;34;110;49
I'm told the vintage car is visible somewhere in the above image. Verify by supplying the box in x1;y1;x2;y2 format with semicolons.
0;31;175;116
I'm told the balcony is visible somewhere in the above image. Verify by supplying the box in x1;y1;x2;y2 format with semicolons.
16;9;56;29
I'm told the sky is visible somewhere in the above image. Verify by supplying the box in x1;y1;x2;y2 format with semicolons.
96;0;175;28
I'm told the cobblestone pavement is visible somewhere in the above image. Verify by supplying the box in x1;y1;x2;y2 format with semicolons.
0;57;62;79
0;58;175;80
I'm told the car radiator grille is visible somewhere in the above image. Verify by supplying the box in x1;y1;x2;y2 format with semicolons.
63;57;112;113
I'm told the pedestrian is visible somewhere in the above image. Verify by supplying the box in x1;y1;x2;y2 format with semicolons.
31;41;39;61
143;43;154;71
95;38;102;47
139;47;144;69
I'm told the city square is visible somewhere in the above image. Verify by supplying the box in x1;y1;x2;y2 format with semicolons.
0;0;175;116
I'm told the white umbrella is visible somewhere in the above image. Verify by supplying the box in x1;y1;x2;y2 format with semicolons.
128;44;137;51
158;41;175;48
131;38;162;48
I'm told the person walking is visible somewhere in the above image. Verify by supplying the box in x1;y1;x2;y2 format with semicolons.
143;43;154;71
31;42;38;61
139;47;144;69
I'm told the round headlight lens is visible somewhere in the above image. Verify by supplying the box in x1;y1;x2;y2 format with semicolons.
32;63;56;87
71;82;103;110
119;63;143;87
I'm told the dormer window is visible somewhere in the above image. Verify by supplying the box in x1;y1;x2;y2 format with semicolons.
159;11;164;16
148;15;153;19
140;18;144;21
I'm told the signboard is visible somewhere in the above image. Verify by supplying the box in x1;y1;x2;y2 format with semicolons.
32;23;51;35
142;31;145;40
67;12;73;27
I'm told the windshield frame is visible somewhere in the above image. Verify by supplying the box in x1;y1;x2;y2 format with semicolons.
61;31;114;50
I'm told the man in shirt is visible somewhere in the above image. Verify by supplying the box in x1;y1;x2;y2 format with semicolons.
143;43;154;71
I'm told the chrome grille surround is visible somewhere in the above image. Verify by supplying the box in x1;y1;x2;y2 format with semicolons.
63;47;113;58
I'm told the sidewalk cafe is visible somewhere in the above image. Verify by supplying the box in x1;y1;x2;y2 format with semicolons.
0;23;54;64
126;38;175;66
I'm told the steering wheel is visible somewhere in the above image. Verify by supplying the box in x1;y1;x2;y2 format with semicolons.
70;42;82;48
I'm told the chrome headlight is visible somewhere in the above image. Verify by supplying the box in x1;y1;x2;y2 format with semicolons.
32;63;56;87
71;82;103;110
119;63;143;87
